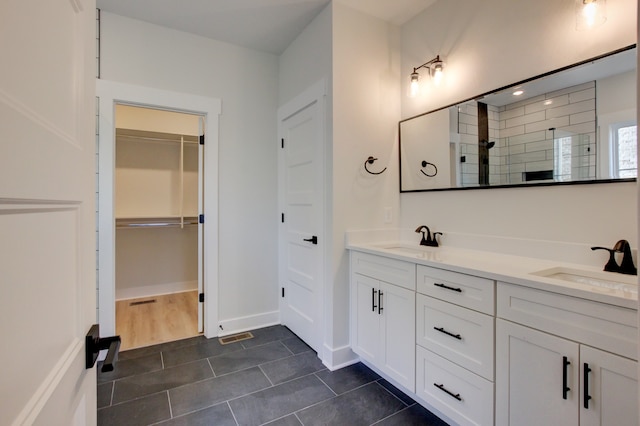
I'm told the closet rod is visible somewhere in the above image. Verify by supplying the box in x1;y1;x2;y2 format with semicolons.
116;216;199;229
116;135;199;144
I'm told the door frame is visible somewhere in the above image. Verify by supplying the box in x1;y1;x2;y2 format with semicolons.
97;80;221;339
277;79;327;355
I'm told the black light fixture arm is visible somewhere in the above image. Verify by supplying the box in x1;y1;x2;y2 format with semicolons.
364;156;387;175
413;55;442;74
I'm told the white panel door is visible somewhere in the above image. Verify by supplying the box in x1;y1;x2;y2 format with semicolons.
0;0;96;425
580;345;638;426
496;319;579;426
278;83;325;353
351;274;381;363
380;281;415;391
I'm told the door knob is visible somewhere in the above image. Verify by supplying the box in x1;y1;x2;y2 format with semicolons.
86;324;121;373
303;236;318;244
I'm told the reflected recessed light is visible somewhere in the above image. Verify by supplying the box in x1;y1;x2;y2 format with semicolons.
544;100;553;105
513;90;524;96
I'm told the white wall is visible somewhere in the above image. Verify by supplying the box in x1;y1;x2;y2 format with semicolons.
100;12;280;330
278;3;402;364
331;4;402;359
400;0;637;254
278;4;333;107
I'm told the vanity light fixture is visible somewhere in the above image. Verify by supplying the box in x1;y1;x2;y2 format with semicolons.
408;55;444;98
576;0;606;30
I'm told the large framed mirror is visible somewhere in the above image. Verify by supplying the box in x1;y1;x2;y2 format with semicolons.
399;45;637;192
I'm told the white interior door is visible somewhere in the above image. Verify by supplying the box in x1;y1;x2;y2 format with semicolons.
278;81;326;353
0;0;96;425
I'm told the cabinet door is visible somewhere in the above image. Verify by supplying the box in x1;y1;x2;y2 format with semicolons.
380;281;415;391
580;345;638;426
351;274;381;364
496;319;579;426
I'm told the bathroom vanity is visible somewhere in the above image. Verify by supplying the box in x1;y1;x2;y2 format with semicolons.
348;240;638;426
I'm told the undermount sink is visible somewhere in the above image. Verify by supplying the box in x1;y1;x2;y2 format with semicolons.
531;266;638;294
375;243;428;256
378;245;427;255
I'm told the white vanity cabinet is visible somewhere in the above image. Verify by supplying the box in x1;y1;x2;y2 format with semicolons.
415;265;496;426
350;252;416;391
348;244;638;426
496;282;638;426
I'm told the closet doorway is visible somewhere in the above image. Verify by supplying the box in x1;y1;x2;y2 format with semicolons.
114;104;204;350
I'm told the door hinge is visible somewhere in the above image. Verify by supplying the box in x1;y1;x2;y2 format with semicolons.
199;214;205;224
281;138;284;148
199;135;205;145
281;288;285;298
199;293;205;303
281;213;284;223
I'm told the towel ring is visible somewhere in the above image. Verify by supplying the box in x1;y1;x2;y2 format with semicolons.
364;156;387;175
420;160;438;177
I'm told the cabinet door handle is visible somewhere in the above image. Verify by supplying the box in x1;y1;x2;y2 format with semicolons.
434;383;462;401
583;363;592;409
378;290;383;314
563;356;571;400
372;288;377;312
433;282;462;293
434;326;462;340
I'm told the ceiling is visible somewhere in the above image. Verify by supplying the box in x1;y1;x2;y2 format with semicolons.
96;0;437;55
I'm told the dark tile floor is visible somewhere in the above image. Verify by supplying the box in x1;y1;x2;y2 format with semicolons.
97;325;449;426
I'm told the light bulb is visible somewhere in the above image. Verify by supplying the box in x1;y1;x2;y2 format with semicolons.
583;1;598;26
576;0;606;30
432;64;443;86
408;72;420;98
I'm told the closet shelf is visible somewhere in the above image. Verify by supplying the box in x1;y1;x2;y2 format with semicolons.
116;216;199;229
116;128;200;144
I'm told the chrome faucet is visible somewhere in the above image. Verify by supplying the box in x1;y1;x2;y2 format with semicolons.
591;239;637;275
415;225;442;247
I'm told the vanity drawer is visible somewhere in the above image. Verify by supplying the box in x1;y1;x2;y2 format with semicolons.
416;345;494;426
497;282;638;360
417;294;494;380
417;265;495;315
351;251;416;291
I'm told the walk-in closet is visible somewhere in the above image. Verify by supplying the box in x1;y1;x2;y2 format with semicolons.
114;105;203;350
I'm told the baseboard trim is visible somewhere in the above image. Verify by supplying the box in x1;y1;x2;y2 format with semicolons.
321;343;359;371
217;311;280;337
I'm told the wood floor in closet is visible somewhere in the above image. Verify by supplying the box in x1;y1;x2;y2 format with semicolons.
116;290;200;350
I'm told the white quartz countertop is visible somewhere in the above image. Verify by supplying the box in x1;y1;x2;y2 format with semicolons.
347;241;638;310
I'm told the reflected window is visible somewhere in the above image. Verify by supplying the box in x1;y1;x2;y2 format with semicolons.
612;123;637;178
554;136;573;182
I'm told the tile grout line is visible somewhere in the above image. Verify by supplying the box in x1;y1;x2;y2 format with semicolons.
258;364;275;387
207;357;217;377
166;390;174;419
109;381;114;407
312;372;338;397
369;405;411;426
227;401;240;426
374;378;413;407
160;351;165;369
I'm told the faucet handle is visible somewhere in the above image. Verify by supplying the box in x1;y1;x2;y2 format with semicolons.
591;246;620;273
